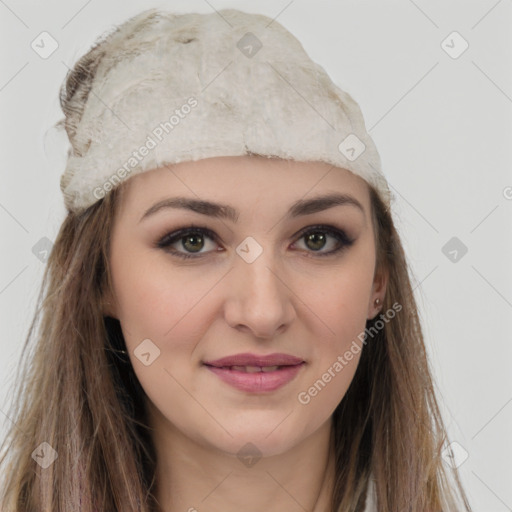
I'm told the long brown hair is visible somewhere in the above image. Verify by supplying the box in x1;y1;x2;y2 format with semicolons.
330;185;472;511
0;8;473;512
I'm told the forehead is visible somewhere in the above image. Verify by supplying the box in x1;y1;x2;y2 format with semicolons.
117;155;371;218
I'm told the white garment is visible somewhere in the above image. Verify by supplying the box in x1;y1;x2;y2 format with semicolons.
363;478;377;512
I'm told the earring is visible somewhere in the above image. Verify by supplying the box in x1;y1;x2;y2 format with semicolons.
374;298;381;308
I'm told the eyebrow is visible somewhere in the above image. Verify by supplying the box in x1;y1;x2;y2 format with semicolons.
139;192;365;224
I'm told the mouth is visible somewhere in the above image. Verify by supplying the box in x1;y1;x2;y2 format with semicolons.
203;361;305;393
203;352;305;368
206;364;289;372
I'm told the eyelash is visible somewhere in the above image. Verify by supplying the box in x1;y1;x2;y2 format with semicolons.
155;224;355;260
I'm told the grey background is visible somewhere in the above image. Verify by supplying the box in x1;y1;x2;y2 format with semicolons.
1;0;511;509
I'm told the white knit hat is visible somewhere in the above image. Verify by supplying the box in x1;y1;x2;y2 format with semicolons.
59;8;391;213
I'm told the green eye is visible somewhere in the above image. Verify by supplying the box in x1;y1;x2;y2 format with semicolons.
157;224;354;260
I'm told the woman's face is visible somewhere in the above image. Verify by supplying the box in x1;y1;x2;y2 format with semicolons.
106;155;386;457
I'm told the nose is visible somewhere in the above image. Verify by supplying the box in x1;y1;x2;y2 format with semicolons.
223;248;296;340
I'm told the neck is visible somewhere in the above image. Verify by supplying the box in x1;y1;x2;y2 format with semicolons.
148;404;336;512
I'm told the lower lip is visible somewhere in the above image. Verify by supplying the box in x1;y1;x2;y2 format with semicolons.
204;363;305;393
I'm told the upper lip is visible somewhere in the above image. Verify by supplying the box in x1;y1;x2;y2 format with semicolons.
203;352;305;368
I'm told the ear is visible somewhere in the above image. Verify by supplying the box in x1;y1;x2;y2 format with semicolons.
367;264;389;320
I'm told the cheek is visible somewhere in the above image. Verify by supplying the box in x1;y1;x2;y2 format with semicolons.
308;254;375;345
300;253;374;406
111;255;218;409
110;247;219;354
298;294;366;419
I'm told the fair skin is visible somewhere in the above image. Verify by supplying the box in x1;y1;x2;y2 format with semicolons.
103;155;387;512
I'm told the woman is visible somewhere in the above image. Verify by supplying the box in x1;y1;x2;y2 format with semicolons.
0;8;472;511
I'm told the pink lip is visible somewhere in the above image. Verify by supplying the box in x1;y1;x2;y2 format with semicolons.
204;352;304;367
205;363;305;393
203;352;306;393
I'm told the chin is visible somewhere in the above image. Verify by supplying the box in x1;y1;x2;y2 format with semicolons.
203;415;309;459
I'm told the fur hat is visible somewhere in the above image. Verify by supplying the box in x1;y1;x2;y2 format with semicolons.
59;8;391;213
